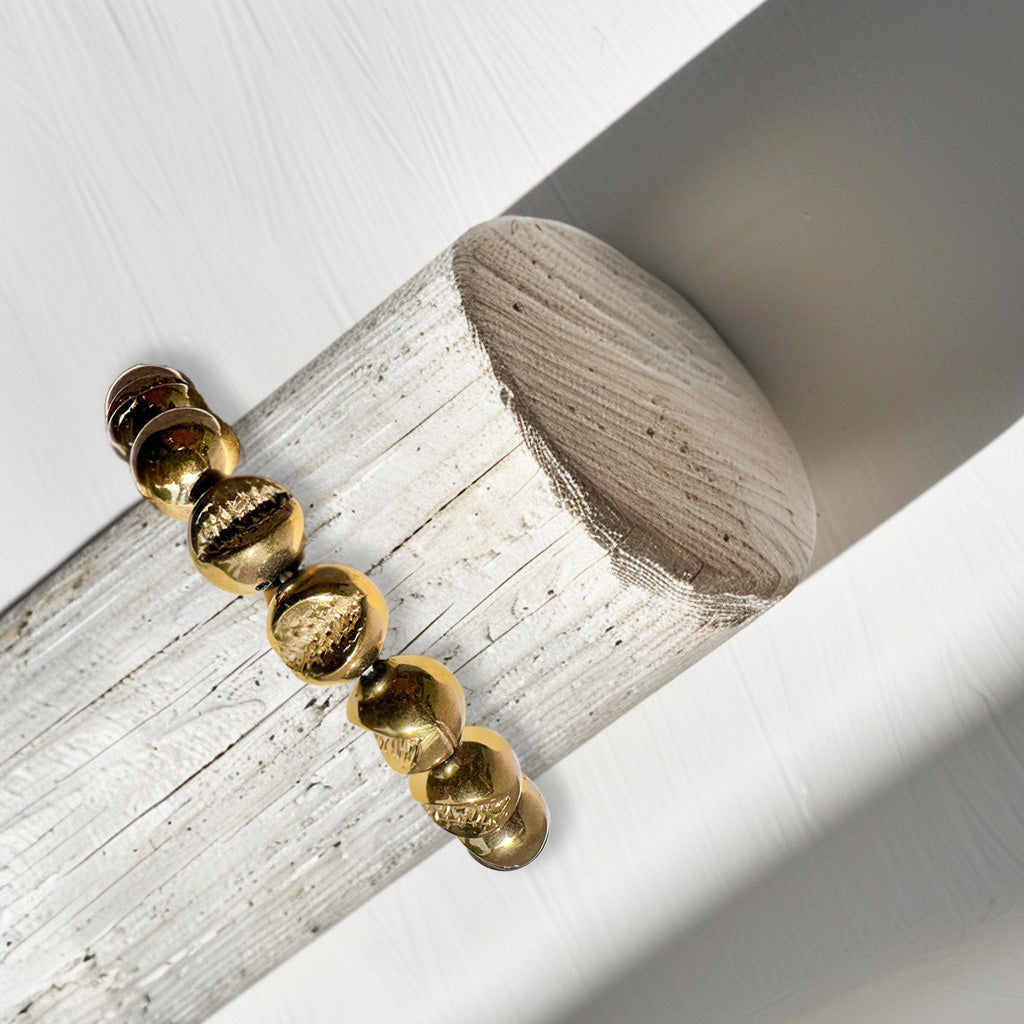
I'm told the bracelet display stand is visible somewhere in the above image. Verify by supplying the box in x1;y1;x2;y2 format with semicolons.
0;217;815;1023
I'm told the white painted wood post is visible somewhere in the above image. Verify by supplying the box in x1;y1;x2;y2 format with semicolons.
0;217;814;1023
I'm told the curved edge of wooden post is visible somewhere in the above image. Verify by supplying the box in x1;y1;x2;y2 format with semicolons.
452;216;816;600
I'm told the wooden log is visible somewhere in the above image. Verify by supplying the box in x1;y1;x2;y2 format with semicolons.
0;217;815;1023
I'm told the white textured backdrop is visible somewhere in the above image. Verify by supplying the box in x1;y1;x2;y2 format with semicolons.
0;0;753;611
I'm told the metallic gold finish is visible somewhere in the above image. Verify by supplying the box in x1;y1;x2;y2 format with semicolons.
266;563;388;684
105;365;550;869
408;725;522;839
347;655;466;774
130;407;240;520
188;475;305;594
462;776;549;871
106;364;210;459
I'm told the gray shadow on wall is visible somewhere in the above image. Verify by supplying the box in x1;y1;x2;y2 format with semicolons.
544;672;1024;1024
511;0;1024;1018
509;0;1024;570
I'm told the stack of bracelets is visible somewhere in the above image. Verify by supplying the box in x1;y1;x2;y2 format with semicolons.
105;364;548;871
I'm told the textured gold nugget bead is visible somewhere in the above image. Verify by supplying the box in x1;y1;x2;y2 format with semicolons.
462;776;549;871
188;475;305;594
409;725;522;839
106;364;209;459
130;407;240;520
266;564;388;684
347;656;466;774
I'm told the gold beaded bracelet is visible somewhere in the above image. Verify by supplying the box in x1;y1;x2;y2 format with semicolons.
105;364;549;870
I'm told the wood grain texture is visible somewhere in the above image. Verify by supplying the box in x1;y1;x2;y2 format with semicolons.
0;217;813;1023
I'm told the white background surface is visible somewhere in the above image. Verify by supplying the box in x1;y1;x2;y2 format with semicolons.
4;2;1024;1022
0;0;753;611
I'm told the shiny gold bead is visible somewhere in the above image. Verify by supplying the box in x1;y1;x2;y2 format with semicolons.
130;407;240;520
106;364;210;459
266;564;388;684
461;776;549;870
188;475;305;594
408;725;522;839
347;656;466;774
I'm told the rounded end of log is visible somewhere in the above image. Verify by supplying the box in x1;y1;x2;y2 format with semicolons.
452;217;816;602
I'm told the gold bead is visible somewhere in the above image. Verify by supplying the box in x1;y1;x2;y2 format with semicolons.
266;564;388;684
188;475;305;594
461;776;549;870
347;656;466;774
106;364;209;459
408;725;522;839
130;407;240;520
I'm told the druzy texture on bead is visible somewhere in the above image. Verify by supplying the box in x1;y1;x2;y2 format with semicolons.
347;655;466;774
188;475;305;594
408;726;522;839
266;563;388;684
130;407;240;520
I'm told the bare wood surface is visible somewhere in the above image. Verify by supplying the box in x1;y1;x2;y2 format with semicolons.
0;217;814;1023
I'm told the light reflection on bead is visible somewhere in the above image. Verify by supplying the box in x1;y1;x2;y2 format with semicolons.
130;407;240;520
409;726;522;839
347;655;465;774
461;776;548;870
106;364;209;459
